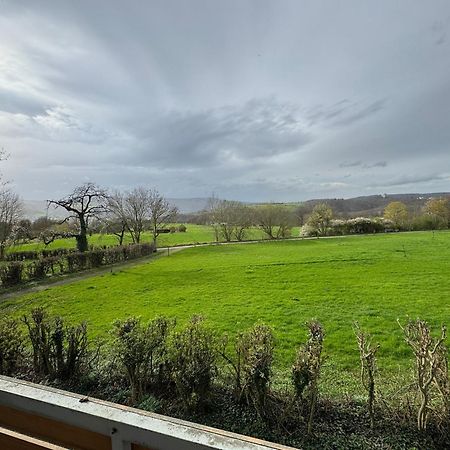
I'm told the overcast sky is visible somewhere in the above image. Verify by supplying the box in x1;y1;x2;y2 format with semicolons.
1;1;450;201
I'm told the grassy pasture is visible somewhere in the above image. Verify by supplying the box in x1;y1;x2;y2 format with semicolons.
9;224;301;253
2;231;449;377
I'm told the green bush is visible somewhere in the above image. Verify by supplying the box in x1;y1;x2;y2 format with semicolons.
67;252;88;272
112;317;151;404
0;261;24;286
236;322;274;419
292;320;324;434
111;314;174;404
104;246;125;264
0;318;24;375
6;250;39;261
87;249;105;268
169;316;218;410
27;257;61;280
146;316;175;388
41;248;74;258
22;307;91;380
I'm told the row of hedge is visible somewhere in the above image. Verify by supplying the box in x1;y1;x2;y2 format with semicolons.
0;309;449;448
0;243;155;287
5;247;76;262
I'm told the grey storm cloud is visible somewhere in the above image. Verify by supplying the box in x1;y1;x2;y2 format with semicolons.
1;0;450;201
339;161;387;169
135;98;310;168
305;99;386;128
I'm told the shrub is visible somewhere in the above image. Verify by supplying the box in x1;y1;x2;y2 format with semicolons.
353;322;379;428
112;317;151;404
236;322;274;419
0;318;24;375
169;316;218;411
87;249;105;268
147;316;175;388
178;224;187;232
104;246;125;265
111;315;175;405
136;242;155;256
23;307;91;380
124;243;155;260
41;248;74;258
300;224;318;237
138;394;161;412
399;318;447;431
26;257;61;280
6;251;39;261
0;261;24;286
292;320;324;434
66;252;88;272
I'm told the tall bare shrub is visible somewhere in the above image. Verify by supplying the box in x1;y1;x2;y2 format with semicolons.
23;308;90;380
399;318;447;431
353;322;379;428
292;320;324;434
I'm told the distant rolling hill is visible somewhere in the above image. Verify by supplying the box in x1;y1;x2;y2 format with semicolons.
300;192;450;217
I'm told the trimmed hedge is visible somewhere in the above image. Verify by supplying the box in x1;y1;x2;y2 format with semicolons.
6;251;39;261
0;261;24;286
6;248;76;262
26;257;63;279
0;243;156;287
41;248;76;258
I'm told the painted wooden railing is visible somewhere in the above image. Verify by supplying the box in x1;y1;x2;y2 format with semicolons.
0;376;296;450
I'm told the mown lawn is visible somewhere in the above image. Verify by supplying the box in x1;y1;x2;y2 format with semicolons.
8;224;301;252
2;231;449;375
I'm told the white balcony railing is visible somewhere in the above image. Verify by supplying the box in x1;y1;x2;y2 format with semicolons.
0;375;296;450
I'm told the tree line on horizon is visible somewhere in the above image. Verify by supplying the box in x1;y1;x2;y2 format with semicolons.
3;187;450;257
1;170;450;257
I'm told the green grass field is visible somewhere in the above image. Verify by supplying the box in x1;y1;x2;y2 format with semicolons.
9;224;301;252
2;231;449;377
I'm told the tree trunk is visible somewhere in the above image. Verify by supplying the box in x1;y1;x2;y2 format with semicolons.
76;216;89;252
152;224;158;250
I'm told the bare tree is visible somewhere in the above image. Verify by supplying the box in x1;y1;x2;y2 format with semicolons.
0;188;23;258
209;200;253;242
122;187;150;244
256;204;293;239
206;194;222;242
148;189;178;248
105;191;129;245
232;203;253;241
295;203;312;227
31;217;57;238
48;183;108;252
